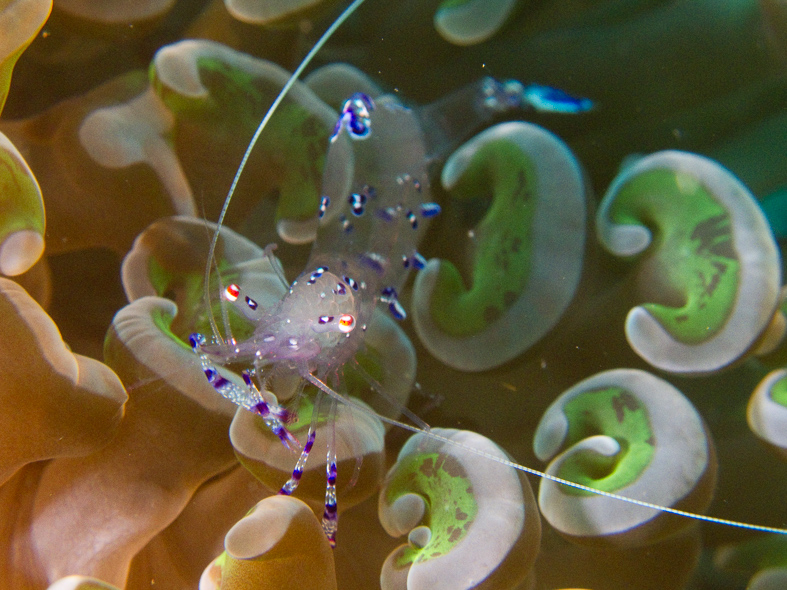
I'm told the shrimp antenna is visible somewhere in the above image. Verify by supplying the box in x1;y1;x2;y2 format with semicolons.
301;371;787;536
203;0;369;342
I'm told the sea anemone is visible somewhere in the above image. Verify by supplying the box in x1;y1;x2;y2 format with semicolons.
1;1;786;588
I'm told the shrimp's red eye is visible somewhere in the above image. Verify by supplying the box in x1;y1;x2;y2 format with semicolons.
224;284;240;302
338;314;355;333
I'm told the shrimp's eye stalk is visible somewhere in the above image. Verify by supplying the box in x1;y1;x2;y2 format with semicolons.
338;314;356;333
224;283;240;302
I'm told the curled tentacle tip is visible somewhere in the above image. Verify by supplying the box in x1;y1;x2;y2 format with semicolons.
596;150;781;374
0;229;45;276
0;133;45;276
534;368;716;547
203;495;336;590
78;85;196;217
413;121;586;371
379;428;540;590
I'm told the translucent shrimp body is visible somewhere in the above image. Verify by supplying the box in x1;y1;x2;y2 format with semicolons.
192;87;445;545
207;267;364;369
203;91;437;373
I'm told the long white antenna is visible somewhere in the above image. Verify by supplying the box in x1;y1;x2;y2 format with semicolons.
203;0;368;341
302;371;787;536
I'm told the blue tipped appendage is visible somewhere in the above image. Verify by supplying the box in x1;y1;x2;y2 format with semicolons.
331;93;375;142
481;77;594;114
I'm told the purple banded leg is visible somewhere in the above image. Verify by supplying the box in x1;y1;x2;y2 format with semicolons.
189;333;299;450
279;430;317;496
241;371;300;450
322;459;338;547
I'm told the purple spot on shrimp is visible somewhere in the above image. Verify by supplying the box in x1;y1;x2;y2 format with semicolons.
252;400;271;417
350;120;365;137
420;202;441;217
213;375;231;389
389;299;407;320
189;333;205;350
407;210;418;229
376;207;396;222
412;252;427;269
319;315;334;324
359;253;385;275
319;195;330;218
344;276;359;290
245;296;258;310
274;426;299;450
307;266;328;284
333;283;347;296
331;93;375;142
349;192;367;216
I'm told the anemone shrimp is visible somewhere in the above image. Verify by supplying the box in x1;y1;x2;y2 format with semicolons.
184;0;787;584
